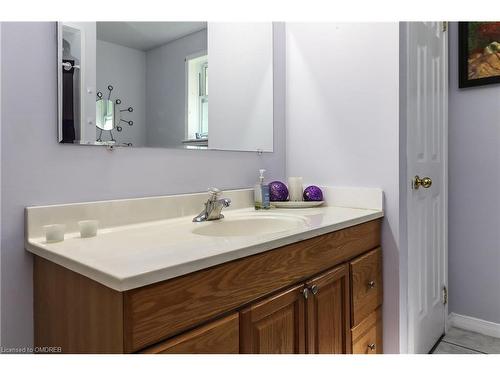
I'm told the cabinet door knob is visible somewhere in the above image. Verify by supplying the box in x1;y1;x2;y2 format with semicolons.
311;285;319;295
368;280;376;289
302;287;309;299
368;343;376;351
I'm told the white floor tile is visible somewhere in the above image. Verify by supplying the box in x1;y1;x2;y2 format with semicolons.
433;341;480;354
443;327;500;354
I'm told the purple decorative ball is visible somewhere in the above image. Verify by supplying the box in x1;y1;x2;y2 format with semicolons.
269;181;289;201
303;185;323;201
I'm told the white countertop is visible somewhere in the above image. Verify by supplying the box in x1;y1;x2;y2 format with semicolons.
26;205;383;291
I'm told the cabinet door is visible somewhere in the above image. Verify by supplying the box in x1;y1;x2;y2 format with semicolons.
141;313;239;354
240;284;306;354
306;264;351;354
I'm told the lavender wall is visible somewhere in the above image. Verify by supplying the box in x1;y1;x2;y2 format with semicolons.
448;22;500;323
0;22;286;348
285;23;400;352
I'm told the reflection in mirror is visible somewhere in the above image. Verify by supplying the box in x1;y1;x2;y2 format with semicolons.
57;21;276;151
95;98;114;131
94;85;134;145
60;24;83;144
185;52;208;146
58;21;208;148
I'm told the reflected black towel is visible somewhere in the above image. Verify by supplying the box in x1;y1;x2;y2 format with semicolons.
61;59;76;143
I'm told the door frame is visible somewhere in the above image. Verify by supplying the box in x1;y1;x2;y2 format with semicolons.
400;21;449;354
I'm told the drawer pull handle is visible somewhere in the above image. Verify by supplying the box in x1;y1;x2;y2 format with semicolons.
368;343;376;351
302;287;309;299
311;285;319;295
368;281;376;289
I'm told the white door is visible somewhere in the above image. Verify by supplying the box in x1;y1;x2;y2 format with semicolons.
406;22;448;354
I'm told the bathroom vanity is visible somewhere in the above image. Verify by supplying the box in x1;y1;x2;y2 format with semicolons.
26;187;384;354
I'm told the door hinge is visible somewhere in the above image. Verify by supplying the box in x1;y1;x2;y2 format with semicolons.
442;21;448;33
443;286;448;305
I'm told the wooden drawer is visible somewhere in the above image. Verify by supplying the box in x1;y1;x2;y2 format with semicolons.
141;313;239;354
351;308;382;354
350;247;382;327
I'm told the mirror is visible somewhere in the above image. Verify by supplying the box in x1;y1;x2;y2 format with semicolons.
95;98;114;132
57;22;275;152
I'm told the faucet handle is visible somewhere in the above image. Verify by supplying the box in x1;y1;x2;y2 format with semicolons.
208;187;221;200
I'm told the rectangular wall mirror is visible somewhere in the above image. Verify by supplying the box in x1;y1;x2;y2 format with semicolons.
57;21;276;152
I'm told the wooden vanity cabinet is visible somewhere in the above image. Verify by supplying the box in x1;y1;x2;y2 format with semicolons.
33;219;382;354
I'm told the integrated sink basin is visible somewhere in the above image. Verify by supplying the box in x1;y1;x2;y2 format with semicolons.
192;214;310;237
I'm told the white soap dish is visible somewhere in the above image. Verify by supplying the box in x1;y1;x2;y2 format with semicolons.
271;201;324;209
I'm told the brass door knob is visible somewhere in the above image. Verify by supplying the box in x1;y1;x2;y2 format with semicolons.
368;343;376;351
413;175;432;190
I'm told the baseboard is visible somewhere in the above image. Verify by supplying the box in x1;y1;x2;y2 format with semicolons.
448;312;500;338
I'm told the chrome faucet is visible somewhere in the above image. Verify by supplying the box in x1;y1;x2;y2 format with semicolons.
192;188;231;222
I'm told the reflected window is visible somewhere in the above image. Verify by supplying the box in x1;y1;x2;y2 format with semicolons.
186;53;208;142
199;62;208;136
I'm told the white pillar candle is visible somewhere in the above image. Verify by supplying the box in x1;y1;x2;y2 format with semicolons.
43;224;66;243
78;220;99;238
288;177;303;201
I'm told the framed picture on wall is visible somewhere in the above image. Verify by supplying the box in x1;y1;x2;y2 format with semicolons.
459;22;500;88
